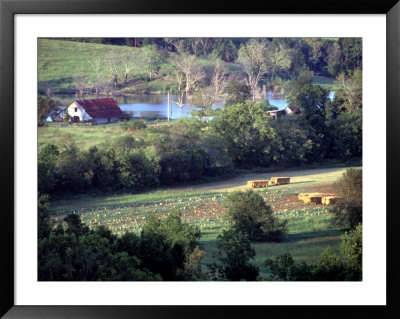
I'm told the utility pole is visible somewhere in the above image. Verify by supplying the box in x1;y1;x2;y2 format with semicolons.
170;91;173;120
167;91;170;122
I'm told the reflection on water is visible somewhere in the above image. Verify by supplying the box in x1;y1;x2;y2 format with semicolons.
46;91;333;120
118;94;203;119
265;91;288;110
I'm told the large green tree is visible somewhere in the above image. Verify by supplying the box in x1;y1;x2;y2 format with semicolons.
335;69;362;114
331;168;362;230
208;228;259;281
223;80;252;106
38;96;55;126
213;101;276;167
225;190;287;242
341;223;362;280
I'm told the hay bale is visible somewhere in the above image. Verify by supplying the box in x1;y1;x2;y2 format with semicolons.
301;193;324;204
270;177;290;185
322;196;341;205
309;196;322;204
298;193;308;200
247;180;268;188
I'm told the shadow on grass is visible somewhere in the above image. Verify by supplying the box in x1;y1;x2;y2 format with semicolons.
38;77;76;94
288;180;315;185
284;228;342;242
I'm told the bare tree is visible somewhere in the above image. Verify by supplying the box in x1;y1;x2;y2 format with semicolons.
210;58;227;102
189;38;212;56
170;52;205;101
141;45;162;81
121;51;138;83
105;50;120;88
89;57;103;98
237;39;270;101
170;67;185;107
164;38;183;52
75;74;87;97
190;38;202;56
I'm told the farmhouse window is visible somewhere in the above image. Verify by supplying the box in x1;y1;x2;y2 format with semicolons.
75;107;78;112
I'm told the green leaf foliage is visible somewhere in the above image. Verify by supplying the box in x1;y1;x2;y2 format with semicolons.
208;228;259;281
213;101;276;168
331;168;362;230
225;190;287;242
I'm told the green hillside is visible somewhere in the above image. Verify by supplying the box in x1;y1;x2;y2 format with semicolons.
38;39;341;97
38;39;174;94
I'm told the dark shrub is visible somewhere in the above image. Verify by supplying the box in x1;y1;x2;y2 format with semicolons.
225;190;287;242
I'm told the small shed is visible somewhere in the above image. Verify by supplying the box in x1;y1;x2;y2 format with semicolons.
67;98;124;124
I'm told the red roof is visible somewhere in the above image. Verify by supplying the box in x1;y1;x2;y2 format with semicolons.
75;98;124;119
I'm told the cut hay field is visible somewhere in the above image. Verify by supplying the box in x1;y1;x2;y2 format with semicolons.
50;167;357;270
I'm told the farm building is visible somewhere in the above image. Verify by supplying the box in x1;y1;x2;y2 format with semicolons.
266;109;286;120
285;106;302;115
67;98;124;124
266;109;280;120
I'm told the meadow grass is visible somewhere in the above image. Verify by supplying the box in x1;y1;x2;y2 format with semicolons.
49;167;351;270
38;39;143;91
311;75;341;90
38;124;127;150
38;119;185;151
199;210;342;270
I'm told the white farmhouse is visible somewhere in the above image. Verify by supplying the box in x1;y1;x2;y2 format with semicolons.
67;98;124;124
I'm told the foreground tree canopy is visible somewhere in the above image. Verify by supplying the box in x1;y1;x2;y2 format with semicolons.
225;190;287;242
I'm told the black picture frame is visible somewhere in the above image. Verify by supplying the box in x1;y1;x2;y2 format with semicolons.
1;0;399;318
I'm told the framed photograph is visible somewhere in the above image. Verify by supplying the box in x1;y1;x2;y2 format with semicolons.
1;0;399;318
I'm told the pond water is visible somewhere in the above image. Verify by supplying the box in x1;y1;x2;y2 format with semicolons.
47;91;334;121
48;92;289;120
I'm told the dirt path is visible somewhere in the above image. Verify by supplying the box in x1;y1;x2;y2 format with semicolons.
176;166;354;192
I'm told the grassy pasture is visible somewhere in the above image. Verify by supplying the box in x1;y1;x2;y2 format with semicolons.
38;39;143;92
38;124;125;150
50;167;353;267
311;75;341;90
38;120;178;151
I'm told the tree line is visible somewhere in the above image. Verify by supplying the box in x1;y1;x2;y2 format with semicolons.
42;37;361;105
58;37;361;75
